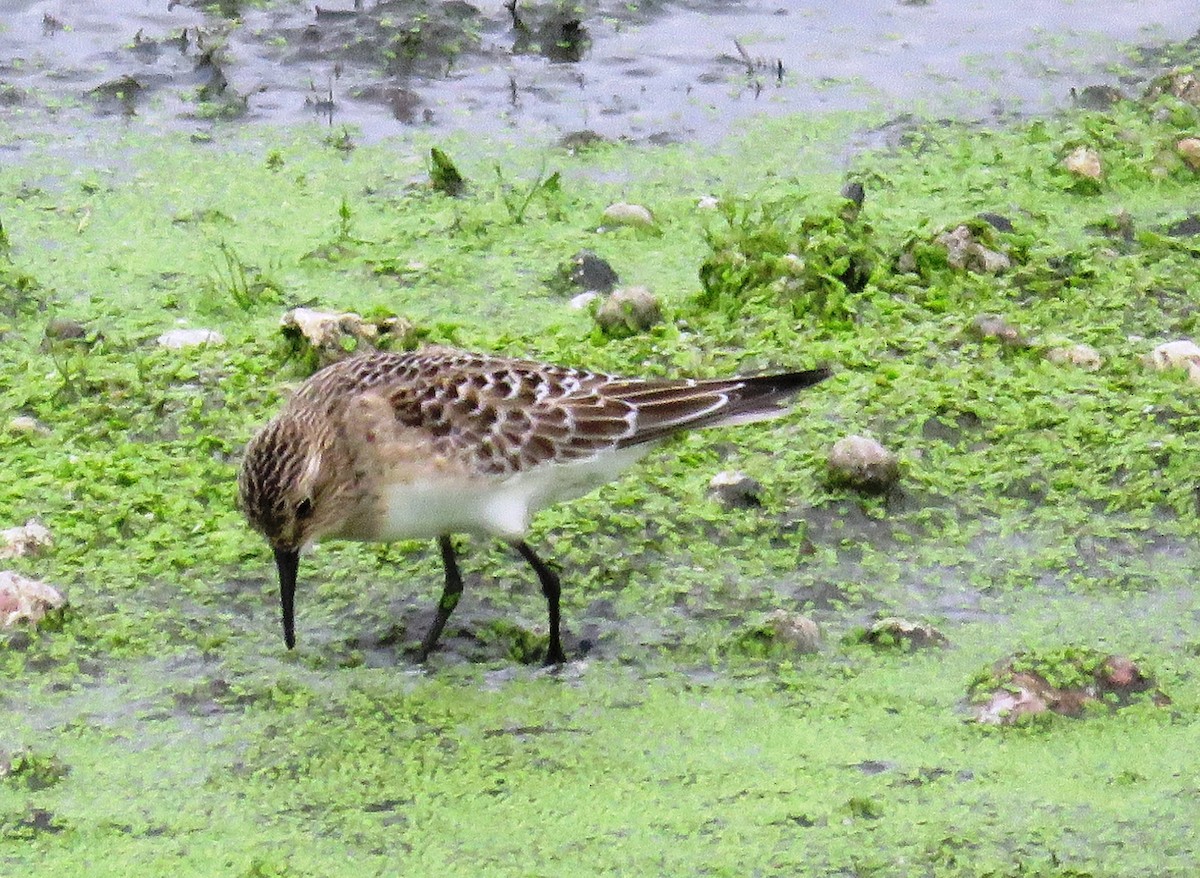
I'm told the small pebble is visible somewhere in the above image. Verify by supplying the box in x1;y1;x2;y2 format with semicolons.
1064;145;1103;180
765;609;821;654
0;520;53;560
707;470;763;508
1149;339;1200;384
157;328;225;349
828;435;900;493
594;286;663;337
1046;344;1102;371
8;416;50;436
569;291;601;311
1177;137;1200;171
864;617;948;650
0;571;65;628
600;202;655;229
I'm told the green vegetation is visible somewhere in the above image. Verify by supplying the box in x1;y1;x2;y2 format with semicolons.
697;189;875;325
2;74;1200;875
429;146;466;196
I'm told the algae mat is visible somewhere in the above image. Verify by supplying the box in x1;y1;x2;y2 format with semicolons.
2;98;1200;875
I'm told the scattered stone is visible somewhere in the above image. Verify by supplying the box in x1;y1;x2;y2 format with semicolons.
1046;343;1102;371
1145;70;1200;108
88;74;144;113
971;652;1169;725
1071;84;1124;110
562;249;618;294
1176;138;1200;171
594;286;663;337
973;674;1050;725
0;572;65;628
969;313;1029;347
349;83;424;123
156;328;225;349
765;609;822;654
1166;215;1200;238
8;807;66;835
840;180;866;211
976;212;1015;233
934;225;1012;274
837;181;866;222
1063;145;1103;180
696;195;720;211
568;291;601;311
708;470;763;508
557;130;608;152
863;617;949;650
280;307;417;365
43;318;87;342
0;520;52;560
1148;339;1200;384
600;202;656;230
7;416;50;436
827;435;900;493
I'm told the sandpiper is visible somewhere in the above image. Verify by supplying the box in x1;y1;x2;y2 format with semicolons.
238;347;831;664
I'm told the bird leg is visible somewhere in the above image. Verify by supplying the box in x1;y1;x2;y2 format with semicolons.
417;535;463;661
512;540;565;665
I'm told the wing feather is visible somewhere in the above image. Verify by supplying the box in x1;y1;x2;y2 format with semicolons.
291;348;830;477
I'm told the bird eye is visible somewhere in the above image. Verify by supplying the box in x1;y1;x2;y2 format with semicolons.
295;497;314;520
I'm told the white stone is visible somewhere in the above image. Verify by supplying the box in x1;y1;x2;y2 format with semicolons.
0;571;64;627
1046;344;1102;371
1064;145;1103;179
1150;340;1200;385
973;685;1047;726
157;328;225;349
1150;339;1200;369
600;202;655;229
7;416;49;436
828;435;900;492
707;470;762;507
568;291;600;310
0;520;52;560
936;225;1011;274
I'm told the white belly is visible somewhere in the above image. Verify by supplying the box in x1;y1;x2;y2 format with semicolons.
370;446;652;541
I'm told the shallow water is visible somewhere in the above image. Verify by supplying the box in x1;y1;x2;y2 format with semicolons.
0;0;1196;151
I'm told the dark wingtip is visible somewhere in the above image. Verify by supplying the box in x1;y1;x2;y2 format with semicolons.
273;547;299;650
767;365;834;393
722;365;834;422
805;364;835;386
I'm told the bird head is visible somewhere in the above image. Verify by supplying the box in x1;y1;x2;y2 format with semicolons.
238;412;351;649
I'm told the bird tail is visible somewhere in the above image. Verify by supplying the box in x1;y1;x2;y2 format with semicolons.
704;367;833;428
613;366;833;447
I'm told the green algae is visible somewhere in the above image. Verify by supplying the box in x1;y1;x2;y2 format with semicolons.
2;81;1200;875
2;653;1198;876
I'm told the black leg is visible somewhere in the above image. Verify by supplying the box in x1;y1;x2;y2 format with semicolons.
512;540;565;665
418;535;463;662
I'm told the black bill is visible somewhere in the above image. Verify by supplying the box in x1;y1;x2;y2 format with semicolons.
273;547;299;649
